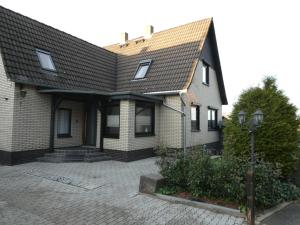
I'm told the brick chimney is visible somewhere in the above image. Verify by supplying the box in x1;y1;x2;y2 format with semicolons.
120;32;128;45
144;25;154;39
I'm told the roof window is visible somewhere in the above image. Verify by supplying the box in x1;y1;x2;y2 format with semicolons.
134;59;152;79
36;49;56;71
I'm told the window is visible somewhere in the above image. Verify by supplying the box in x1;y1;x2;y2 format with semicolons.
104;102;120;138
202;61;209;85
36;49;56;71
135;102;155;136
208;108;218;130
134;59;152;79
57;109;71;138
191;105;200;131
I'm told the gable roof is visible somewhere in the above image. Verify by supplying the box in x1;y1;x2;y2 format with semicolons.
0;5;117;92
0;5;227;104
105;19;227;104
105;19;211;92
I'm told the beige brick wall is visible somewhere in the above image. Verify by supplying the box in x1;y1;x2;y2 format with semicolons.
159;96;183;148
54;100;84;148
8;83;84;151
0;52;15;152
11;85;51;152
185;60;222;147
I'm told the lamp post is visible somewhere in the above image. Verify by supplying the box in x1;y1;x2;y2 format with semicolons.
238;109;264;225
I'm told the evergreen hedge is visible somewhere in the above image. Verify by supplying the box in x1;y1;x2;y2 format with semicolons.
223;77;300;177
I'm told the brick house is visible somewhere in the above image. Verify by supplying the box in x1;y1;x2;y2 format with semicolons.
0;6;227;165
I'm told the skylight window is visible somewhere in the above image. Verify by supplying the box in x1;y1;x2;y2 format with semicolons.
134;59;152;79
36;49;56;71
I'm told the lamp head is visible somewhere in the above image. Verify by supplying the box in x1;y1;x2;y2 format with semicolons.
238;111;246;125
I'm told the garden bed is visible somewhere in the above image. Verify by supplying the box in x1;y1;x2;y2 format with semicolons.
156;149;300;212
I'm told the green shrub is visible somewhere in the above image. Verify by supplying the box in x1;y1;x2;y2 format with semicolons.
158;152;189;189
224;77;300;178
157;149;300;209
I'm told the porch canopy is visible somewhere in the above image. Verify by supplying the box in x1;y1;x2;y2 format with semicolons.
38;88;163;152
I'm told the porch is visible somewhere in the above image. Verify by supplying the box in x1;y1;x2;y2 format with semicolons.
38;89;163;162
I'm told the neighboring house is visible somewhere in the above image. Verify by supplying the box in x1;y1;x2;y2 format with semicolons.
0;6;227;165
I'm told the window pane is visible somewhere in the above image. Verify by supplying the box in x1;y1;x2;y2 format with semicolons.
37;51;56;71
202;65;207;83
135;103;154;135
136;108;152;133
191;106;197;121
135;64;149;79
58;109;70;135
105;104;120;137
208;108;217;129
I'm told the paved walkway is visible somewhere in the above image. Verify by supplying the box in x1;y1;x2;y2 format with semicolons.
0;158;245;225
261;203;300;225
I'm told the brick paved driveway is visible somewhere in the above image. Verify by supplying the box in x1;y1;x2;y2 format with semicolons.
0;158;245;225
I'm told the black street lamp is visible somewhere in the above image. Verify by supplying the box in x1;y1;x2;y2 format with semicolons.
238;109;264;225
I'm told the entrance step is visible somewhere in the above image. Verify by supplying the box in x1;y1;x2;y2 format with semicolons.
37;147;112;163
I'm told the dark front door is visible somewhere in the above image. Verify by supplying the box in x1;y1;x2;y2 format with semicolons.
85;100;97;146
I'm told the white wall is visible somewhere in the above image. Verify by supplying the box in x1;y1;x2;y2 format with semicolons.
12;85;51;152
0;52;15;152
185;60;223;147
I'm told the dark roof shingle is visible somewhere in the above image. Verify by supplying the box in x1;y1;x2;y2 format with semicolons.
0;5;117;92
105;19;211;93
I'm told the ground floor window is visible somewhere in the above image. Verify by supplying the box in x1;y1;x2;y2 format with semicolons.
57;108;72;138
208;107;218;130
135;101;155;137
191;105;200;131
104;101;120;138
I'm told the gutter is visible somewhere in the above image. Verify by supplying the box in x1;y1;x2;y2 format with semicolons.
144;90;184;96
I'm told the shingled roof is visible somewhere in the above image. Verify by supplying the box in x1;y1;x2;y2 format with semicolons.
0;5;227;104
0;6;117;92
105;19;211;92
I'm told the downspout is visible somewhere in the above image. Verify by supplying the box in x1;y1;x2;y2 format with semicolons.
160;90;187;157
179;92;187;157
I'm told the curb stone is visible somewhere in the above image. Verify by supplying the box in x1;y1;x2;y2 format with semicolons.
148;193;245;218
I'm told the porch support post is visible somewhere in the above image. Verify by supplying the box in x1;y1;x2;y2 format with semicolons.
97;98;107;152
49;95;63;152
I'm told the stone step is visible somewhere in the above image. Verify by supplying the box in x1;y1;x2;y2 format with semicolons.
37;150;112;163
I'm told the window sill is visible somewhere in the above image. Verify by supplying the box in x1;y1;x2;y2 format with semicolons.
104;135;120;139
208;128;218;132
135;133;155;138
192;129;201;132
57;134;72;138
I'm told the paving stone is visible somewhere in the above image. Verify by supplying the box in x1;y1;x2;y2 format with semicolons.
0;158;246;225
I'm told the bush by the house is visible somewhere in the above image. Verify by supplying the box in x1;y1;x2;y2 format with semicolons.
157;150;300;209
224;76;300;178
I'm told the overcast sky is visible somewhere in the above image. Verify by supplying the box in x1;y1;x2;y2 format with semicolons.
1;0;299;115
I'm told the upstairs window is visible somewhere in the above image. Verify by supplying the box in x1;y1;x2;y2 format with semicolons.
36;49;56;71
202;61;209;85
104;102;120;138
191;105;200;131
135;101;155;137
134;59;152;79
208;107;218;130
